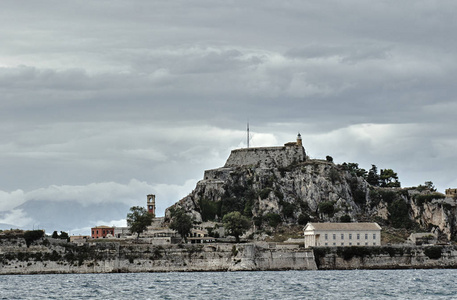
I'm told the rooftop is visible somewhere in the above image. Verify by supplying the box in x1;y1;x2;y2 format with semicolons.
305;222;381;231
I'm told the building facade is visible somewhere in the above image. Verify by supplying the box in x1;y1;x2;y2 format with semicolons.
304;222;381;248
91;226;115;239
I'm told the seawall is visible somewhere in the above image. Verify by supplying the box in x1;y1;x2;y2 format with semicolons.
0;239;317;275
314;245;457;270
3;236;457;274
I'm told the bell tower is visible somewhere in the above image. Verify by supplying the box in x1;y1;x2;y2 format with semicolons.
147;194;156;216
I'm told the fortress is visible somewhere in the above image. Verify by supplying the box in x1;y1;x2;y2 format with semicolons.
204;134;306;180
224;133;306;168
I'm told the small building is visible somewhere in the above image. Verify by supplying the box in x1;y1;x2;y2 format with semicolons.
91;226;115;239
304;222;381;248
407;232;437;245
69;235;90;243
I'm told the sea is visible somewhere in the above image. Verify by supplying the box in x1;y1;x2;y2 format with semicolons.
0;269;456;299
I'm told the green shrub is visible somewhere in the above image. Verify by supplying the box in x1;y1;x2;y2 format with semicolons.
388;199;413;229
253;216;263;228
199;198;220;221
379;190;397;204
328;168;340;184
340;215;351;223
298;213;310;225
415;193;446;206
337;246;371;260
281;201;296;219
424;246;442;259
318;201;335;216
264;213;282;228
349;178;366;206
23;230;45;247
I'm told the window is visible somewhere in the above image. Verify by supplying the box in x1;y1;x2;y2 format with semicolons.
365;233;368;240
349;234;352;240
333;243;336;246
341;233;344;240
341;242;344;246
373;234;376;240
357;243;360;245
349;242;352;245
365;242;368;245
373;242;376;245
325;243;328;246
357;233;360;240
325;234;328;240
333;234;336;240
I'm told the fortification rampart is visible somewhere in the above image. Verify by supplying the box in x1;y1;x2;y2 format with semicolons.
224;145;305;169
446;188;457;198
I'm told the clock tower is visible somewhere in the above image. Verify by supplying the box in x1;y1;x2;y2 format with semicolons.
147;194;156;216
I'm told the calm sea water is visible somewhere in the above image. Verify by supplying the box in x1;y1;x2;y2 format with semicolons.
0;269;456;299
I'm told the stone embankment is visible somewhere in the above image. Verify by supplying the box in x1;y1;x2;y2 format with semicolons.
3;237;457;274
0;238;316;275
314;245;457;270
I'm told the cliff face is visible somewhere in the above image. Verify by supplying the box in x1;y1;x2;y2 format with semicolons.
166;144;457;240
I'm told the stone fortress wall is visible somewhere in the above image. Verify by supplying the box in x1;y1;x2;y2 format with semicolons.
445;188;457;198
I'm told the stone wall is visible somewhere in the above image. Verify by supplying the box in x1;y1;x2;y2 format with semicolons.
224;145;305;169
0;239;317;274
314;245;457;270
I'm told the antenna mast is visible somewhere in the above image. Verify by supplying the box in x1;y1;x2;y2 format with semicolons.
247;122;250;148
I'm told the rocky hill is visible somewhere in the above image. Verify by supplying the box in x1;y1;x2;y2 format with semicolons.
166;139;457;241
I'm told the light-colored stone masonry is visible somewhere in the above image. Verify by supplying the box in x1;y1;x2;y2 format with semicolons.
224;145;306;169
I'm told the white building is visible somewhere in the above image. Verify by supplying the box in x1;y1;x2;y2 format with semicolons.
304;222;382;248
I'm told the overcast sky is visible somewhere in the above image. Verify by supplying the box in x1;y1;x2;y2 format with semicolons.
1;1;457;235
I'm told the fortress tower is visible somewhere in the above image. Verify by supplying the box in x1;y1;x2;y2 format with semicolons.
147;194;156;216
296;133;302;147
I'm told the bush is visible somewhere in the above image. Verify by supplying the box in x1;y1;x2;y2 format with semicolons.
415;193;446;206
379;190;397;204
348;178;366;206
318;201;335;216
23;230;45;247
388;199;413;229
337;246;371;260
199;198;220;221
424;246;442;259
340;215;351;223
281;201;296;219
298;214;310;225
264;213;282;228
328;168;340;184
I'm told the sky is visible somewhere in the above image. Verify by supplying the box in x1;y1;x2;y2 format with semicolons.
1;1;457;235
